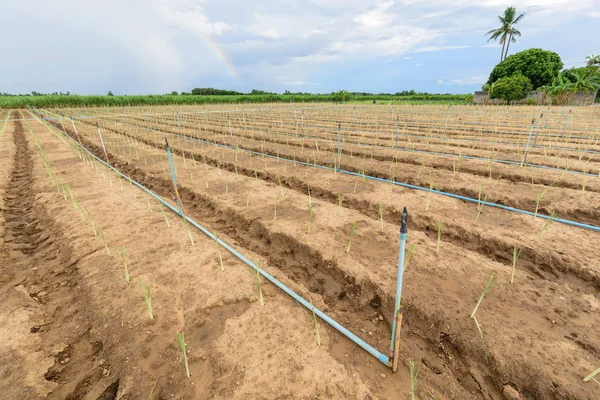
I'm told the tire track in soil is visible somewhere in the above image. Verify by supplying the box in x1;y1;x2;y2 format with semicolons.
78;117;600;294
2;116;119;400
43;114;529;399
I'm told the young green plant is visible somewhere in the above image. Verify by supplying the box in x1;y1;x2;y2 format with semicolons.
175;332;191;378
470;273;497;362
409;359;425;400
251;263;265;306
435;221;443;256
310;295;321;346
536;211;557;241
511;247;522;284
138;278;153;320
120;245;129;282
307;202;313;234
346;221;357;254
474;183;488;225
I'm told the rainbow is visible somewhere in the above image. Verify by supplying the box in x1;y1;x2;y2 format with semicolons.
199;33;239;79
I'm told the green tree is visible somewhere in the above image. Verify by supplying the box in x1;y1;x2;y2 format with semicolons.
487;48;563;89
485;7;525;61
171;91;178;95
107;91;114;96
490;75;533;102
332;90;351;102
586;54;600;68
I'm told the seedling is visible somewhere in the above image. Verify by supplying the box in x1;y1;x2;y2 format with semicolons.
534;186;552;219
470;273;497;362
409;359;425;400
346;221;357;253
511;247;522;284
120;245;129;282
474;183;488;225
404;243;417;268
470;273;497;318
583;366;600;385
214;233;224;271
98;225;111;256
310;295;321;346
425;177;434;212
307;203;313;234
157;199;171;228
175;332;190;377
182;217;194;246
378;202;383;232
435;221;443;256
251;262;265;306
535;211;557;241
138;278;153;320
272;194;279;221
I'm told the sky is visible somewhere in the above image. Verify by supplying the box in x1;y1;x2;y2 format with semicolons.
0;0;598;95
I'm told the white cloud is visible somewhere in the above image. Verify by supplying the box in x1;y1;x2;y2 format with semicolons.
413;45;471;53
480;43;501;48
450;75;488;85
416;63;425;67
404;56;412;60
437;80;445;84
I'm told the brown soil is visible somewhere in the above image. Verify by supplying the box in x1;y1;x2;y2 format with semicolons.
1;106;599;400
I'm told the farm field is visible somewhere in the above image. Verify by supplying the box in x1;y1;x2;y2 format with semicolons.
1;103;599;399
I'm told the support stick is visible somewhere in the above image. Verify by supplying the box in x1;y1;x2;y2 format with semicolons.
96;123;110;165
391;207;408;371
165;138;185;215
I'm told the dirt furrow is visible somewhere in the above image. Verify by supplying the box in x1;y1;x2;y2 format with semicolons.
82;118;600;293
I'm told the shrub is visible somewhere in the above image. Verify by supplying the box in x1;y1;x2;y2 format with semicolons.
487;48;563;89
490;75;533;102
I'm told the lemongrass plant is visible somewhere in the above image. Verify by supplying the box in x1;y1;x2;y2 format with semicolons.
409;359;425;400
138;278;153;320
213;233;224;271
511;247;522;284
404;243;417;269
436;221;443;256
310;295;321;346
425;177;434;212
583;366;600;384
474;183;488;225
251;262;265;306
536;211;557;241
346;221;357;254
175;332;191;377
470;273;497;362
120;245;129;282
98;225;111;256
307;203;313;234
378;202;383;232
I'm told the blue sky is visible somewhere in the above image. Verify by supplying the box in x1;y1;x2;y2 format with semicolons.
1;0;598;95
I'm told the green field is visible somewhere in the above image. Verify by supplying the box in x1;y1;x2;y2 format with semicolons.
0;93;473;108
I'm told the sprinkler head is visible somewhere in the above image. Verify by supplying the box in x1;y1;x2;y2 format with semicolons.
401;207;408;234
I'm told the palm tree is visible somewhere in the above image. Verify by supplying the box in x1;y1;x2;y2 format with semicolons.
486;7;526;62
586;54;600;67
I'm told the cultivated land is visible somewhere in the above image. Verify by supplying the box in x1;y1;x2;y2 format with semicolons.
1;104;599;399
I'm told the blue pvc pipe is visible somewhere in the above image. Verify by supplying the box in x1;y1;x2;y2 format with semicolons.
57;112;600;233
32;111;393;367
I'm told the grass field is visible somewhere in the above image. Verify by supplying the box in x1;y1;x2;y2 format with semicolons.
1;103;599;399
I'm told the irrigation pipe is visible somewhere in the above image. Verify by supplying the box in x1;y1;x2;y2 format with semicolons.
105;114;600;178
43;111;600;233
30;112;393;367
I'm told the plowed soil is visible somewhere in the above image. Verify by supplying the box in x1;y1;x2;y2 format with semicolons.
1;105;599;400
